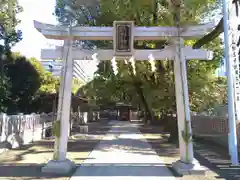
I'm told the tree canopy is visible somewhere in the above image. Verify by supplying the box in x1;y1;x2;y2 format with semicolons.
0;53;60;113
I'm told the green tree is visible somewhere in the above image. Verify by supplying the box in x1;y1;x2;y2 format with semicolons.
95;0;221;119
29;57;59;94
0;75;11;112
4;54;41;113
0;0;22;51
0;0;22;85
72;78;84;94
2;54;60;113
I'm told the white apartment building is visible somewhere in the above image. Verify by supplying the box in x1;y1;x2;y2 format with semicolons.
39;59;93;82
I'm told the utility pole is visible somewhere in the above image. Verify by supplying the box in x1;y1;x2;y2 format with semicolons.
222;0;239;165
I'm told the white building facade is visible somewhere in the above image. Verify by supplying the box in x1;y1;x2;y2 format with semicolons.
39;59;92;82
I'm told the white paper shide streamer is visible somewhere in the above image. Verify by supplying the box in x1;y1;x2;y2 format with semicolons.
148;54;156;72
129;56;136;75
111;57;118;75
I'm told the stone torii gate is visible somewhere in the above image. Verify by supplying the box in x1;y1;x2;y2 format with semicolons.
34;20;215;175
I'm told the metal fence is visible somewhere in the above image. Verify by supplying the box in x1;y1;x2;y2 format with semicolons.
191;114;240;152
0;113;54;148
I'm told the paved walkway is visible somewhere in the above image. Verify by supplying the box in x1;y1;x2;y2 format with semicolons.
70;120;175;180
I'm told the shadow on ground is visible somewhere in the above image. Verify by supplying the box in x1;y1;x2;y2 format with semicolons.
193;140;240;180
1;120;239;180
0;163;69;179
139;123;240;180
0;120;111;180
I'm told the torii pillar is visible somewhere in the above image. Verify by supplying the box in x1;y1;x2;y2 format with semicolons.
42;32;75;174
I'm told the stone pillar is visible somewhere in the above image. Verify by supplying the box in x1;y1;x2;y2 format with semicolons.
172;38;205;175
42;37;75;174
58;38;73;160
56;48;66;123
0;113;8;142
77;106;81;124
83;112;88;124
174;38;194;163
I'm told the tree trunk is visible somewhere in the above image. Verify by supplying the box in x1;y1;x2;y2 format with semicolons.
134;83;153;124
127;63;153;124
168;117;179;145
163;114;179;144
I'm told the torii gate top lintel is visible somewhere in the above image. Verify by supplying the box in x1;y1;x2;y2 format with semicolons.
33;20;216;41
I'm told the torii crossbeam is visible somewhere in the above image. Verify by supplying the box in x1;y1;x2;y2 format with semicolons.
34;20;215;40
41;46;213;61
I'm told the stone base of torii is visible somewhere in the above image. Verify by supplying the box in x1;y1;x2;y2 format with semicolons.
34;20;215;176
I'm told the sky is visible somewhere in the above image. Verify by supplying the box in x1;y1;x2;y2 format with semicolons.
12;0;97;79
12;0;59;59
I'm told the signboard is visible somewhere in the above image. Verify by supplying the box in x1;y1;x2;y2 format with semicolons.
114;21;134;56
116;24;131;51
